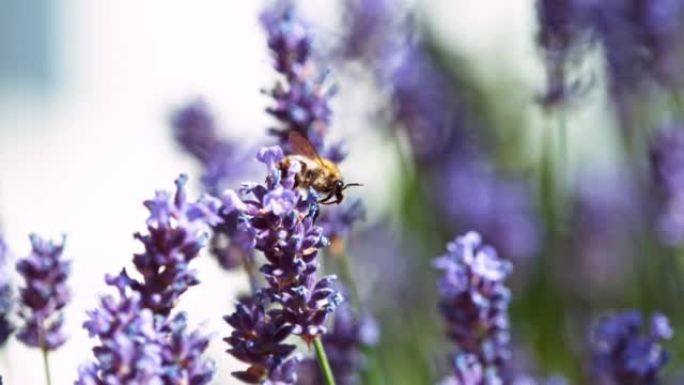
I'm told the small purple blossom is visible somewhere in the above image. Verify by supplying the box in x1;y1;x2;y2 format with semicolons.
126;174;221;315
591;311;672;385
16;234;70;350
434;231;513;384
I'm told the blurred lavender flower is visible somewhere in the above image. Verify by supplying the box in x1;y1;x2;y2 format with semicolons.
224;296;298;384
15;234;70;350
172;99;252;196
125;174;221;315
222;146;342;342
261;2;344;162
0;238;13;346
389;44;470;163
557;171;641;296
337;0;407;64
440;159;539;260
650;124;684;245
296;304;379;385
591;311;672;385
535;0;594;107
434;231;513;384
591;0;684;98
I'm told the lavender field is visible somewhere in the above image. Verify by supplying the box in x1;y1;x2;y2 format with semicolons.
1;0;684;384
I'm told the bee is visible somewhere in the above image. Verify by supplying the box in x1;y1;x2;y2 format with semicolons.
277;131;361;204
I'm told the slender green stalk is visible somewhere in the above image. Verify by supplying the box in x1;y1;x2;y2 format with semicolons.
42;348;52;385
313;336;337;385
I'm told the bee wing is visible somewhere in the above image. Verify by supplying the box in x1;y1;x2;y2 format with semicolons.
288;131;325;166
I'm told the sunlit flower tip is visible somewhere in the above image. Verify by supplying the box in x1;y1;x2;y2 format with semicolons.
16;234;70;350
591;311;672;385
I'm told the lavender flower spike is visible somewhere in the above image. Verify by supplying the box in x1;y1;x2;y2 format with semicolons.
224;296;298;384
591;311;673;385
261;2;342;162
78;176;216;385
434;231;513;384
128;174;221;315
78;276;164;385
224;146;343;342
222;146;343;383
16;234;70;350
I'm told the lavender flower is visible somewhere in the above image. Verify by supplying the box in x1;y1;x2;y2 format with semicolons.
434;231;513;384
296;304;379;385
78;176;216;385
126;174;221;315
224;296;298;384
535;0;594;107
591;311;673;385
261;2;343;162
79;274;215;385
389;44;469;163
222;146;342;382
160;313;215;385
223;146;342;342
650;124;684;245
15;234;70;350
591;0;684;101
78;276;164;385
0;238;13;346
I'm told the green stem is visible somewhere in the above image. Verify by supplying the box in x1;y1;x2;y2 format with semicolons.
313;336;337;385
42;348;52;385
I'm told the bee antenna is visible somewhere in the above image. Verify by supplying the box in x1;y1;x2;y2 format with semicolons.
342;183;363;190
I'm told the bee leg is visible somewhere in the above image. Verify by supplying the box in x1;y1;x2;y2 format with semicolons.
318;192;334;204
